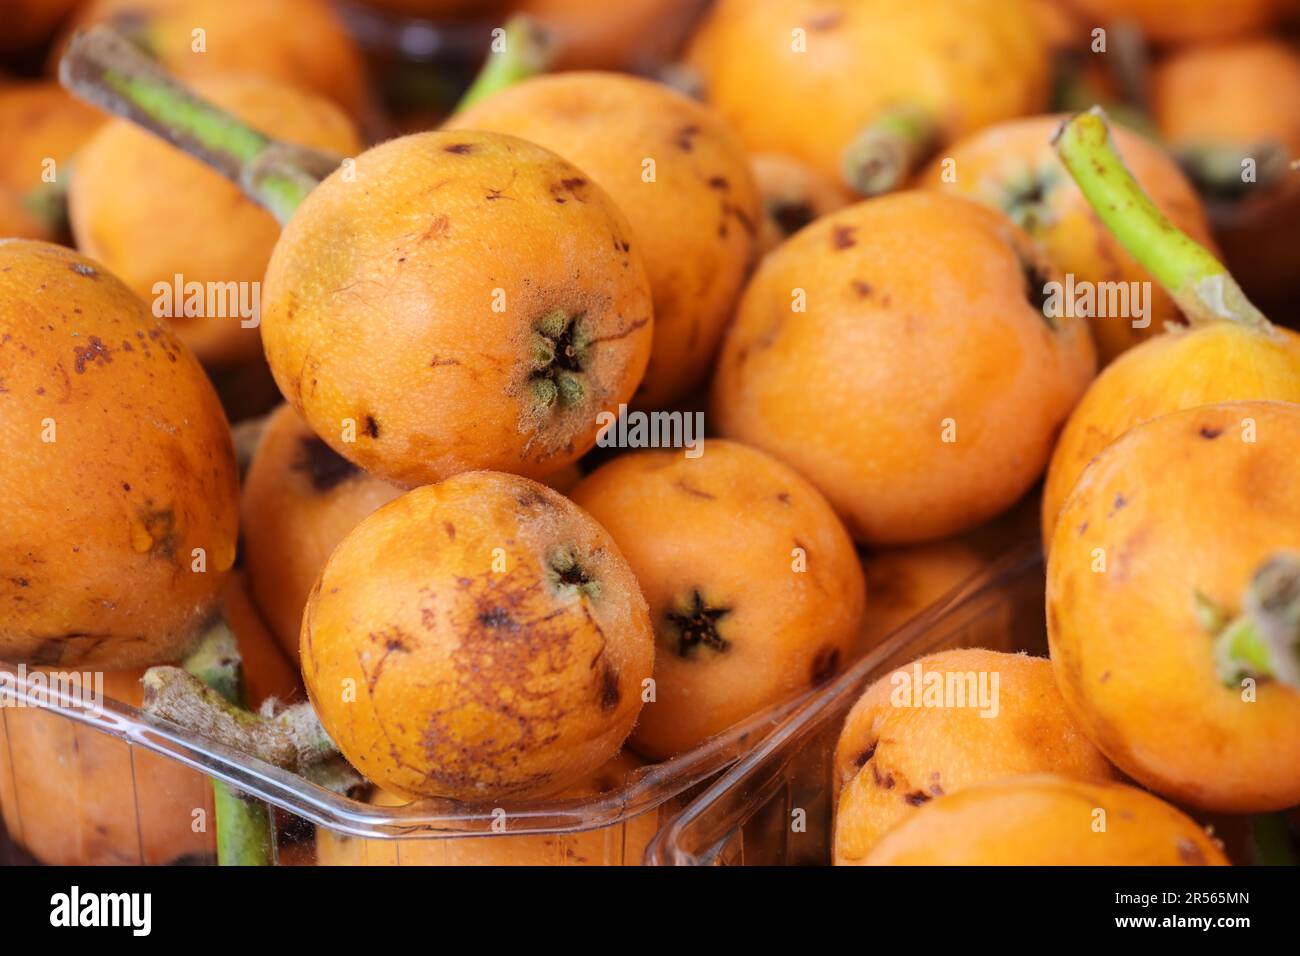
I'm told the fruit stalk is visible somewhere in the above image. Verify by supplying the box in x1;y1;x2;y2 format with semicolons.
1210;553;1300;690
58;17;552;225
455;15;555;114
58;26;336;224
180;621;276;866
1053;107;1270;330
842;104;938;197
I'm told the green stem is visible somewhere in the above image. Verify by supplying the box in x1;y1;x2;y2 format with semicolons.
841;104;938;197
58;26;339;225
454;15;555;115
181;621;276;866
1210;553;1300;690
1053;107;1270;330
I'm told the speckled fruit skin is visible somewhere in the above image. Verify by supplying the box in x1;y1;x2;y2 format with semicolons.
0;574;298;865
315;751;657;866
300;471;655;801
260;130;654;488
241;404;403;665
0;83;105;241
1068;0;1285;44
450;72;759;410
832;650;1114;865
686;0;1049;190
862;775;1229;866
1049;401;1300;813
1040;322;1300;546
917;115;1217;365
57;0;368;120
570;440;865;759
69;75;362;367
0;240;238;668
712;191;1096;545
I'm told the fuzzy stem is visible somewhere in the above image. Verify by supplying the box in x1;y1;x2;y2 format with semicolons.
841;104;938;197
1211;553;1300;689
1053;107;1270;330
454;16;555;115
58;26;339;224
181;621;275;866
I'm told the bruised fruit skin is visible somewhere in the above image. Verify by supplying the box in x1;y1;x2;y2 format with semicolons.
316;751;657;866
1067;0;1285;44
260;130;653;487
712;191;1096;545
0;82;106;241
1040;322;1300;545
686;0;1050;191
570;441;865;759
300;471;654;800
917;115;1218;364
751;152;854;256
0;574;298;865
832;650;1114;864
0;240;238;668
69;75;362;367
57;0;368;120
450;72;759;409
241;405;404;665
862;775;1228;866
1048;402;1300;813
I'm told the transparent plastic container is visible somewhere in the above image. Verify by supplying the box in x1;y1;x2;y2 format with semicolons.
0;659;821;866
645;546;1048;865
0;510;1031;866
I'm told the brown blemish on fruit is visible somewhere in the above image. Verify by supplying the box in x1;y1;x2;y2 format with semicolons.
292;435;359;493
904;789;932;806
551;177;589;203
599;663;621;711
855;741;877;768
851;280;873;298
665;590;731;657
675;124;700;151
430;355;460;368
138;507;178;560
1109;493;1128;516
444;521;456;540
832;225;857;249
1199;426;1222;439
364;415;380;439
72;336;112;374
444;143;475;154
674;478;716;500
871;761;896;789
